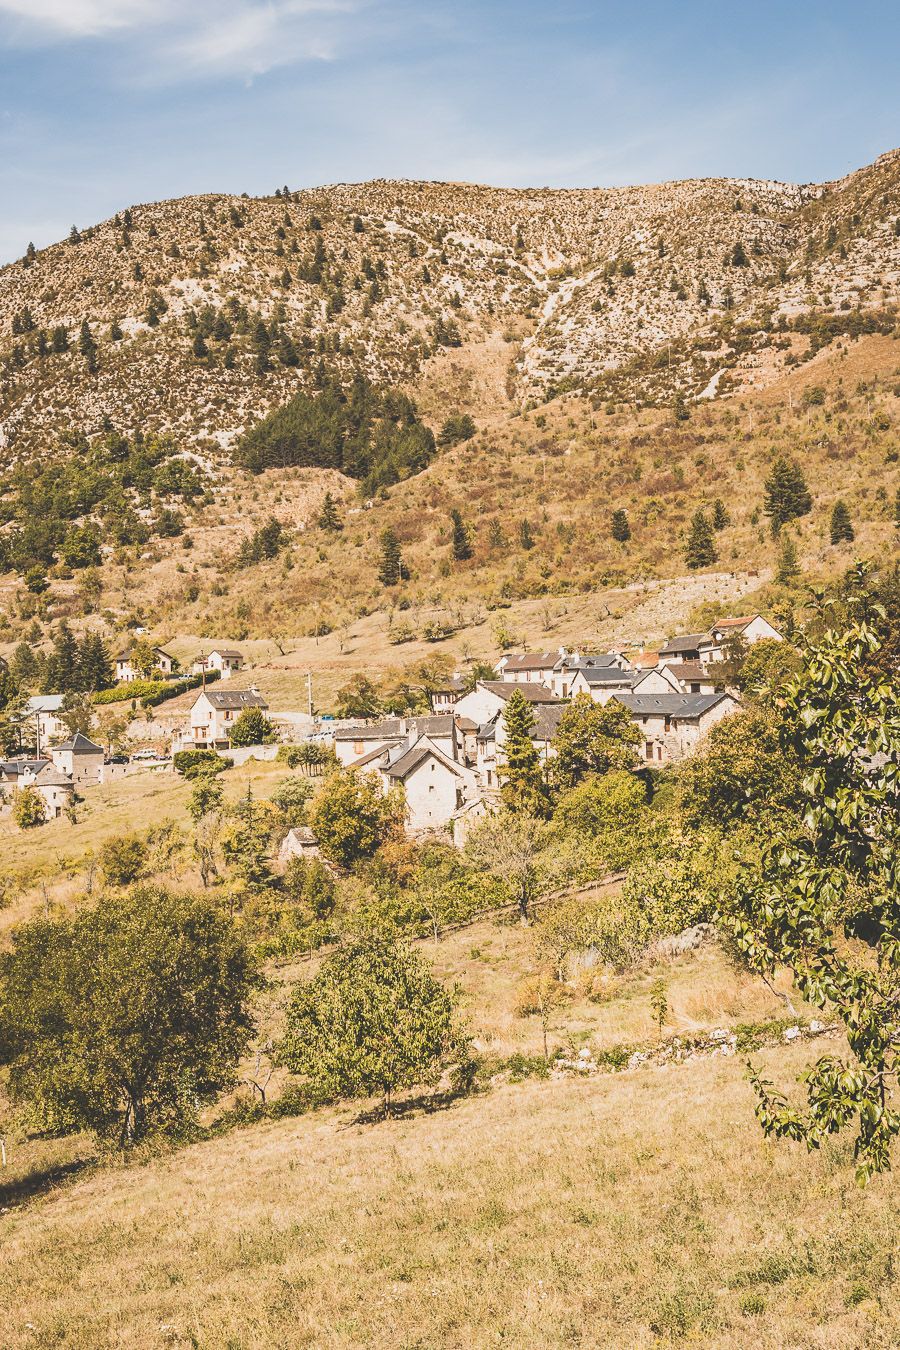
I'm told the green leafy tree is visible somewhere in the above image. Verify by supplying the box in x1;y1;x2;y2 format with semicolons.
500;690;550;816
311;768;404;868
228;705;276;746
550;694;641;790
449;508;473;561
99;833;148;887
335;674;383;720
12;786;46;829
0;888;257;1146
466;809;551;922
677;706;802;829
317;492;342;532
438;413;476;447
610;508;630;542
278;932;468;1111
187;777;224;823
220;788;276;889
726;623;900;1182
764;456;812;532
830;500;855;545
685;509;717;569
650;979;668;1037
554;768;646;836
378;527;405;587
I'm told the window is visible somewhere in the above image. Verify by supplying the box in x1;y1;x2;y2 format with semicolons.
353;740;363;754
656;744;664;761
664;717;671;733
645;742;653;759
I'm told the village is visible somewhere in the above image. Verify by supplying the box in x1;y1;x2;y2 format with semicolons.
0;613;783;846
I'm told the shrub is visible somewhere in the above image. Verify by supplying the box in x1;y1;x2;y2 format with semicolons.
173;748;230;780
228;706;276;746
12;786;46;829
311;768;405;868
99;833;148;887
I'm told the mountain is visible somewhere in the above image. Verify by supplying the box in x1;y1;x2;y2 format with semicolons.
2;151;900;455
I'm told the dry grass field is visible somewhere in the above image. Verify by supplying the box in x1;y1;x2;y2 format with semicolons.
2;1038;898;1349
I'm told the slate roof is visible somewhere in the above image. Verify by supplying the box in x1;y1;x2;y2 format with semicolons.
0;758;51;779
479;681;562;704
33;763;74;788
614;693;732;719
659;634;707;655
50;732;104;753
383;742;466;781
531;703;568;741
202;690;268;711
25;694;65;714
333;715;456;742
498;652;559;672
556;653;622;671
572;668;637;687
669;660;720;686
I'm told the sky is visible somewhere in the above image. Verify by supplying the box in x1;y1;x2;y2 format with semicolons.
1;0;898;264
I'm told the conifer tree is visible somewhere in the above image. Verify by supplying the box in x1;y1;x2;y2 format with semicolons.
764;456;812;532
830;500;854;544
449;508;472;561
519;519;535;551
712;498;730;530
611;508;630;542
685;510;717;569
317;492;342;532
500;690;550;817
776;531;800;585
378;528;405;586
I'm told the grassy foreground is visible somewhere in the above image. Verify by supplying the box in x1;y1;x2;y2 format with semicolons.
2;1041;898;1349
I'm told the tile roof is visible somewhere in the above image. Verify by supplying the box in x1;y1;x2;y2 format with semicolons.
383;742;465;780
572;668;637;687
498;652;559;671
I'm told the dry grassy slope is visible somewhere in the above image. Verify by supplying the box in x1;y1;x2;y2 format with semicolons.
2;150;900;455
2;1037;898;1348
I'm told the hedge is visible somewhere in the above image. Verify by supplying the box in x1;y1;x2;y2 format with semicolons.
93;669;220;708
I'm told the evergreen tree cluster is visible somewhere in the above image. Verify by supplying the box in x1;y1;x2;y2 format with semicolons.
0;428;205;581
12;622;114;695
236;375;436;496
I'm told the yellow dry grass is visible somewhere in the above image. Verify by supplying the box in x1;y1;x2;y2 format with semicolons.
2;1040;897;1349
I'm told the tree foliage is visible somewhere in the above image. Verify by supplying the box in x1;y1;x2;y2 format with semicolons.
311;768;404;868
0;888;258;1146
550;693;641;789
726;622;900;1182
278;932;468;1109
500;690;550;817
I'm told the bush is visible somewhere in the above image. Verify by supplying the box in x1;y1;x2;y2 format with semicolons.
311;768;405;868
99;833;148;887
12;786;46;829
94;671;218;707
173;748;230;779
228;706;276;746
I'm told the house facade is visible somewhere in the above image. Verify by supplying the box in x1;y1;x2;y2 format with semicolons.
333;715;460;767
453;680;562;726
24;695;67;754
115;646;175;683
188;689;269;748
494;652;561;685
192;648;245;680
49;733;105;786
377;735;481;834
614;692;738;764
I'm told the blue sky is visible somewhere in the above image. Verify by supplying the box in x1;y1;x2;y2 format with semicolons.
0;1;898;264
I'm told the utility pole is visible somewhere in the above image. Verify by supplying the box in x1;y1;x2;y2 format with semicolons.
306;672;313;720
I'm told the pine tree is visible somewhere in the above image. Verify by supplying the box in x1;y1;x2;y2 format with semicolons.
378;528;404;586
519;520;535;550
730;240;749;267
317;492;342;532
673;391;690;421
712;498;730;530
830;500;854;544
685;510;717;569
51;325;68;354
79;320;98;374
449;508;472;561
764;456;812;531
500;690;550;817
776;532;800;586
192;332;209;359
610;509;630;542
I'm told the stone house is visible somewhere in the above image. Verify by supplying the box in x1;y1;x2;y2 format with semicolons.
0;758;75;820
613;692;738;765
493;652;561;685
453;680;562;727
188;689;269;749
704;615;784;661
49;733;105;786
376;735;481;834
191;648;245;680
429;675;467;714
333;715;461;767
115;646;175;683
278;826;321;864
549;651;630;698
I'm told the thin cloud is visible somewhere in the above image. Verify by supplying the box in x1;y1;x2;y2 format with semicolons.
0;0;359;78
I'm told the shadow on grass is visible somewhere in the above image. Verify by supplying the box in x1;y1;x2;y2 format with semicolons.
0;1156;95;1210
350;1085;478;1127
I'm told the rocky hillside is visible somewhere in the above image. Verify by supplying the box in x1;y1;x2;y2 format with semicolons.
2;151;900;456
